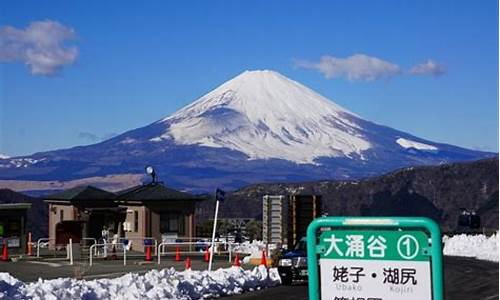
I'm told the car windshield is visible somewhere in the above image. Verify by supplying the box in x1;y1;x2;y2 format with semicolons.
294;239;307;251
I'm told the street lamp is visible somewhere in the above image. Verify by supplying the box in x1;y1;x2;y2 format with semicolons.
145;165;157;184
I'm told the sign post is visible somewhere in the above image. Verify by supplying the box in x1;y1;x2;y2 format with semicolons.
307;217;443;300
208;188;225;272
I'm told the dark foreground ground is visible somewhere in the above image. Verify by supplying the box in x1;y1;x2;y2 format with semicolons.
229;256;499;300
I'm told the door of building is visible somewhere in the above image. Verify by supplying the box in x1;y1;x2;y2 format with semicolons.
55;221;83;245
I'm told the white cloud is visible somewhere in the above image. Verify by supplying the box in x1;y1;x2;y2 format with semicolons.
409;59;446;76
0;20;78;75
295;54;401;81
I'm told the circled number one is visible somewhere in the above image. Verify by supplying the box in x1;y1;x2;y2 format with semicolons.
397;235;419;260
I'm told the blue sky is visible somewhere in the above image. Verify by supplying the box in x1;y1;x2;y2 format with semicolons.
1;0;498;156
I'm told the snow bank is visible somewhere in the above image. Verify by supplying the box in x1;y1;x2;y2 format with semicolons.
232;240;265;254
0;266;280;300
232;241;277;264
233;241;266;264
396;138;437;151
443;234;498;262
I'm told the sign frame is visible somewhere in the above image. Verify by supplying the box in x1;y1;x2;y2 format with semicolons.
306;217;443;300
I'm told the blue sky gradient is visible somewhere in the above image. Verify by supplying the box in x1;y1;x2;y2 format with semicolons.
1;0;498;156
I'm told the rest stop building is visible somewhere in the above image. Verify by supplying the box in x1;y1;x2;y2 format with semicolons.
44;183;204;251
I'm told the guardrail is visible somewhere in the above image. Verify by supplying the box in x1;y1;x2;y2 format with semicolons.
36;238;53;258
68;238;73;265
163;237;227;242
36;237;74;264
81;238;97;256
156;241;233;265
118;237;158;255
89;242;127;266
35;236;255;269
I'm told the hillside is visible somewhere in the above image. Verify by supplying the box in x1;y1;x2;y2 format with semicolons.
197;158;499;231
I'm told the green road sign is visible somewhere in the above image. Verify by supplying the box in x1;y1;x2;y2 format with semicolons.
307;217;443;300
318;230;430;261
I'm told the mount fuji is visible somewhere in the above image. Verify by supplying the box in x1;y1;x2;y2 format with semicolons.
0;70;494;192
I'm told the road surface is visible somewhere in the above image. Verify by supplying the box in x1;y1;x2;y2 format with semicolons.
229;256;498;300
0;254;234;282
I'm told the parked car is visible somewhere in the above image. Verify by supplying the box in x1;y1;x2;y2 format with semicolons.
277;237;308;285
457;209;481;231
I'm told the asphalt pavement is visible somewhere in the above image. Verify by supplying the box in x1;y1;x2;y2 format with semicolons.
228;256;499;300
0;253;236;282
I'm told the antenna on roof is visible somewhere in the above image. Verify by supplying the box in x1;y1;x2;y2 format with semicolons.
145;165;157;184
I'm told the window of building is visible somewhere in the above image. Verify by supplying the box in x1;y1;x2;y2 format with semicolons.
60;209;64;222
160;212;185;235
134;211;139;232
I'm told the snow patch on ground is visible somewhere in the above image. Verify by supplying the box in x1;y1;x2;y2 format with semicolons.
443;234;498;262
396;138;437;151
0;266;280;300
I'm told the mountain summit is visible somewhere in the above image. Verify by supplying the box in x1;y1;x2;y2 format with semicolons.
0;70;494;191
154;70;370;163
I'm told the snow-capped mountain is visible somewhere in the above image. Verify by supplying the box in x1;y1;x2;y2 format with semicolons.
0;70;495;191
155;70;370;163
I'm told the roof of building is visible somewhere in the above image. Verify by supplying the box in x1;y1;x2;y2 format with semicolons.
116;182;203;201
44;185;116;201
0;203;32;210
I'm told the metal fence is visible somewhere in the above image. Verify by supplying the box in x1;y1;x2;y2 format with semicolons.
156;241;234;265
32;236;262;271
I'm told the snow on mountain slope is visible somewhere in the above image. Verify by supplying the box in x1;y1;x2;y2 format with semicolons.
151;70;371;163
396;138;438;151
